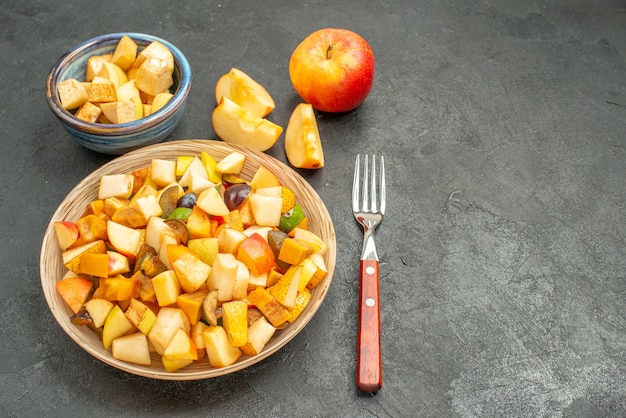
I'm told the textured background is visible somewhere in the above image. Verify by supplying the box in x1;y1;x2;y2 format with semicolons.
1;0;625;416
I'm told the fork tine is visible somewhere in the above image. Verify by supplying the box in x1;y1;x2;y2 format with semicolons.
370;155;377;213
352;154;361;213
379;156;386;215
362;154;369;212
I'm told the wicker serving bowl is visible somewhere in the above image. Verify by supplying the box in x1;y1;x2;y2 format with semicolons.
40;140;336;380
45;33;192;155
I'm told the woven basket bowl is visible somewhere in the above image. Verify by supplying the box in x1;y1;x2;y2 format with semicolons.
40;139;336;380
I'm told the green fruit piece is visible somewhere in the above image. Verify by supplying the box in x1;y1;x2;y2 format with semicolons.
278;203;306;233
167;207;192;220
159;185;179;218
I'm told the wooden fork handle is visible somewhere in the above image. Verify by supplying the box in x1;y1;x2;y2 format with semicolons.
357;259;382;393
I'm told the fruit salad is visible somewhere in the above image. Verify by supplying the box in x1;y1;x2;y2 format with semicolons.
53;149;329;372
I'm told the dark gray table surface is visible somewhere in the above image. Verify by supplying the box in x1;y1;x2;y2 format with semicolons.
1;0;625;416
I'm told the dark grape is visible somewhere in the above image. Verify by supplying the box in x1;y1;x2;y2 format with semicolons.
177;192;197;208
223;183;251;211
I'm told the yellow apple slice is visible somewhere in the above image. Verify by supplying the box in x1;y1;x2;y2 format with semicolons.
107;220;142;257
216;151;246;174
148;307;190;355
215;68;276;118
202;325;242;367
284;103;324;169
112;332;151;366
196;187;230;217
100;100;138;124
102;305;135;349
151;92;174;113
84;298;115;328
212;97;283;152
110;35;138;72
240;316;276;356
98;62;128;89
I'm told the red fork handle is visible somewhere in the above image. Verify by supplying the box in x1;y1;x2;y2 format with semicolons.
357;259;382;393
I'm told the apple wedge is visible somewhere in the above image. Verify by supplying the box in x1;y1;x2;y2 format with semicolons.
53;221;80;251
216;151;246;175
196;187;230;217
148;307;190;355
102;305;135;350
107;220;142;257
240;316;276;356
56;276;94;315
112;332;151;366
99;173;134;199
284;103;324;169
215;68;276;118
84;298;115;328
206;253;239;302
202;325;242;368
212;96;283;152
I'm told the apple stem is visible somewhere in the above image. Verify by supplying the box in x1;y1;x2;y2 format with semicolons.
326;44;334;60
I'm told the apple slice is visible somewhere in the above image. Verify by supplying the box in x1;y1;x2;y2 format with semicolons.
248;193;282;227
163;327;198;360
215;68;276;118
110;35;137;71
196;187;230;217
84;298;115;328
124;298;157;335
240;316;276;356
202;325;242;367
178;156;208;188
284;103;324;169
152;269;181;307
99;174;134;199
216;151;246;175
206;253;239;302
53;221;80;251
232;260;250;300
107;220;142;257
112;332;151;366
98;62;128;89
108;250;130;276
148;307;191;355
151;158;177;188
237;233;275;275
250;165;280;189
102;305;135;350
171;250;211;293
212;96;283;152
217;227;247;255
56;276;94;314
116;80;140;101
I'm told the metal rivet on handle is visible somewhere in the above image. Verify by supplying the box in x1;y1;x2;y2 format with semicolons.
366;266;375;275
365;298;375;307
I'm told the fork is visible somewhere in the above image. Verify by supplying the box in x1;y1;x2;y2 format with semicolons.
352;154;385;393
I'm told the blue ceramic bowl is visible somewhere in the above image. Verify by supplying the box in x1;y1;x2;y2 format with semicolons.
46;33;192;155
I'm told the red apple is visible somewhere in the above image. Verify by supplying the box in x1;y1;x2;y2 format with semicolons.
289;28;374;113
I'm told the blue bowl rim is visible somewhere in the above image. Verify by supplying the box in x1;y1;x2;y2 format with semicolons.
45;32;192;137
